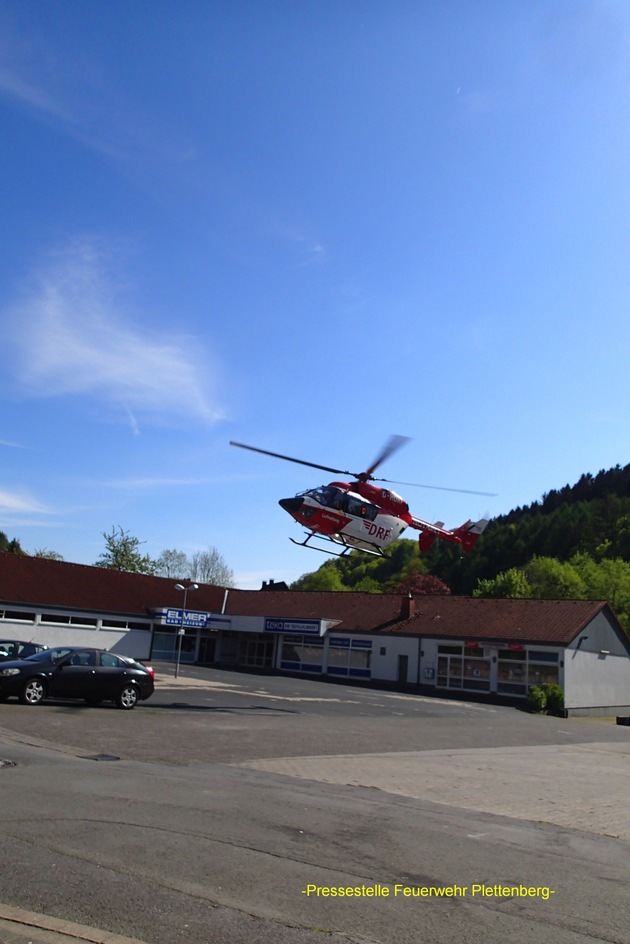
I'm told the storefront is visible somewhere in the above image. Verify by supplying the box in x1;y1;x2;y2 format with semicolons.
278;633;372;678
431;641;561;696
149;608;341;672
3;553;630;715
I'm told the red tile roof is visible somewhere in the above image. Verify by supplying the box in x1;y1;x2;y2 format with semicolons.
223;589;610;645
376;595;609;645
0;553;614;646
223;588;404;629
0;553;227;616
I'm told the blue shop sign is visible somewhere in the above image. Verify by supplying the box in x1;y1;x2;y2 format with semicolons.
164;608;209;628
264;617;322;636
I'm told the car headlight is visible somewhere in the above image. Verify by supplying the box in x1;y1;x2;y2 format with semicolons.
0;668;21;676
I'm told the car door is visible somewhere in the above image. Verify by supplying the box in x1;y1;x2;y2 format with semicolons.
48;650;97;699
94;651;133;699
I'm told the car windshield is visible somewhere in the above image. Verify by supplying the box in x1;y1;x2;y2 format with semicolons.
25;647;73;663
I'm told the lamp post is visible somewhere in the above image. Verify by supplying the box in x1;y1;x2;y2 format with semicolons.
174;582;198;678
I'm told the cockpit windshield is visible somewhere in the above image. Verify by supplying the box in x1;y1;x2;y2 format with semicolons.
301;486;379;521
305;485;346;508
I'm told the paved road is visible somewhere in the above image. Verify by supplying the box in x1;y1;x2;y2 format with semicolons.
1;666;629;944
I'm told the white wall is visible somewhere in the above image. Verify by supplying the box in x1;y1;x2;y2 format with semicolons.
564;610;630;710
0;618;152;659
564;647;630;709
370;636;419;683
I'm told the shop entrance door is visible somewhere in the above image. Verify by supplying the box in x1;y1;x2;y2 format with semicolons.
198;635;216;664
398;654;408;683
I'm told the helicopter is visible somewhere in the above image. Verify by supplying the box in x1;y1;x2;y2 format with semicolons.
229;436;492;557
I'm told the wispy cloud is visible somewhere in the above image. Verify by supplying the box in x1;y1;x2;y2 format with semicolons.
96;470;254;491
3;239;225;427
0;30;197;183
0;17;73;123
0;438;28;449
104;475;217;490
0;487;49;515
270;223;328;268
0;65;72;122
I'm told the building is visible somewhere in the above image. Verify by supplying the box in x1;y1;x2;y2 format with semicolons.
1;552;630;715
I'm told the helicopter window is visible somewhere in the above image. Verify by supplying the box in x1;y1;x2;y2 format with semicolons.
308;486;346;509
345;494;378;521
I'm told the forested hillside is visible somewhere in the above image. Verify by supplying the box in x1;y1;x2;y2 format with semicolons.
291;463;630;629
428;464;630;594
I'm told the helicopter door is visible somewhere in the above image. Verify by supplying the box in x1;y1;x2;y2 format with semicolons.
345;493;378;521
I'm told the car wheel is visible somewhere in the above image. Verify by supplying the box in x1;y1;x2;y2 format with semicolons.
20;678;45;706
117;684;139;710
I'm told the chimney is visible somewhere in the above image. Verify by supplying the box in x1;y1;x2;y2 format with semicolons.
402;592;415;620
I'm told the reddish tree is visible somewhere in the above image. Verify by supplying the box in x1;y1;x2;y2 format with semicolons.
398;572;451;596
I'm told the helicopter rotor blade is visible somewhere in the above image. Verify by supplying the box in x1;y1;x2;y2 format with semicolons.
373;476;497;497
362;434;410;479
230;439;496;496
229;441;354;477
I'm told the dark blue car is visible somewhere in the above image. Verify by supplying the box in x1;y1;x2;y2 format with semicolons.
0;646;155;709
0;639;48;662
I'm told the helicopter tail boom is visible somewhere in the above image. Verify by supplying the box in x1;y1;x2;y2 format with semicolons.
412;517;489;553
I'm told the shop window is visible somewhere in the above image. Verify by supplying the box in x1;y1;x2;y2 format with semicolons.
280;634;324;673
497;649;560;695
437;645;490;692
528;650;559;663
327;638;372;678
527;663;559;687
462;657;491;691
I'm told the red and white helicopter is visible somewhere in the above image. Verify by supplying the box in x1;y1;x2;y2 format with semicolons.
230;436;492;557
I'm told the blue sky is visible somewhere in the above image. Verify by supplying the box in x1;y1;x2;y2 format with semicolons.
2;1;630;589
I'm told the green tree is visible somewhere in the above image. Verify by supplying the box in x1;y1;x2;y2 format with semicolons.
155;548;190;580
352;576;382;593
473;568;532;599
571;553;630;627
95;527;156;574
33;548;65;560
0;532;26;554
524;556;586;599
189;547;235;586
291;562;347;591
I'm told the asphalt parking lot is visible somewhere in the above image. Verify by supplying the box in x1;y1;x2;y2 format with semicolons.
2;662;629;763
1;666;629;944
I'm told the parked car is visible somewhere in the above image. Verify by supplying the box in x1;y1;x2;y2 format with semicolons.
0;640;48;662
0;646;155;709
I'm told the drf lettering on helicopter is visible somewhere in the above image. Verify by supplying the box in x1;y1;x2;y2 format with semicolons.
363;522;392;541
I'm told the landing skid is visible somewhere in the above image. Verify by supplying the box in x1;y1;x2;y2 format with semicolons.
290;531;386;558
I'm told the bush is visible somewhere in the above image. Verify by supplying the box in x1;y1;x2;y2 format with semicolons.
542;682;565;716
527;685;547;713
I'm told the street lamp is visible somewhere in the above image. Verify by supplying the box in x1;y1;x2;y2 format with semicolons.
174;582;198;678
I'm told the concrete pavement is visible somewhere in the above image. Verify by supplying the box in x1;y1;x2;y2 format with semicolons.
2;669;629;944
158;671;630;840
